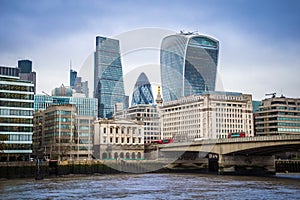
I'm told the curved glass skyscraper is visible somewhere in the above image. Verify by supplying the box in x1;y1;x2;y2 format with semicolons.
131;72;154;106
94;36;126;118
160;33;219;101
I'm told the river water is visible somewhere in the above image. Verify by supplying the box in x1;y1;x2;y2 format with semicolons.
0;173;299;200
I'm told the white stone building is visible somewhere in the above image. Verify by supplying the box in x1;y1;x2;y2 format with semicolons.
94;119;144;160
161;92;254;141
115;104;161;144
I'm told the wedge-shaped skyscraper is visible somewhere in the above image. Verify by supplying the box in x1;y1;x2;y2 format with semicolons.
131;72;154;106
160;32;219;101
94;36;126;118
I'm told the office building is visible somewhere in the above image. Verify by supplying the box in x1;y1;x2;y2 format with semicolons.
160;32;219;102
161;92;254;141
34;105;77;160
70;69;77;87
94;36;126;118
34;95;97;117
18;60;36;94
115;104;161;144
255;96;300;136
70;69;89;98
94;119;144;160
131;72;154;106
52;84;73;97
0;66;34;161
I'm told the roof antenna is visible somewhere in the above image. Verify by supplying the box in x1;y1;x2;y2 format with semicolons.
70;59;72;70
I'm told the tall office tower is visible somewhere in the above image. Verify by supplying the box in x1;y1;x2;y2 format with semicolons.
0;66;34;161
18;59;37;94
70;69;77;87
69;69;89;98
131;72;154;106
94;36;126;118
160;32;219;102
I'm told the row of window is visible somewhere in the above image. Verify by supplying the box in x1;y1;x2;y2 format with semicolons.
0;108;33;116
0;126;33;132
7;134;32;141
103;137;142;144
278;117;300;121
0;93;33;100
278;128;300;133
0;101;33;108
0;84;34;92
1;144;32;150
103;127;142;135
0;118;33;124
278;122;300;127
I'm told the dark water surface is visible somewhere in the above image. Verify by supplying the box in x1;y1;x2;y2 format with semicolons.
0;173;299;200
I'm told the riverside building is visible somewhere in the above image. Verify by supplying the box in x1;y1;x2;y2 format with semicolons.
0;66;34;161
115;104;161;144
255;96;300;136
33;87;97;160
94;119;144;160
161;92;254;141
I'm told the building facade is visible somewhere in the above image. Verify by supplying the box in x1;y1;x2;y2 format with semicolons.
160;32;219;102
33;104;95;161
70;69;77;87
115;104;161;144
94;119;144;160
131;72;154;106
34;105;78;160
18;60;36;94
94;36;126;118
161;92;254;141
255;96;300;136
33;94;97;160
34;95;98;117
0;66;34;161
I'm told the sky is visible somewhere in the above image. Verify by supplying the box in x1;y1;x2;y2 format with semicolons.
0;0;299;100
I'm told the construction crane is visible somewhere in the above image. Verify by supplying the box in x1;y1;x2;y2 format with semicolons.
265;92;276;98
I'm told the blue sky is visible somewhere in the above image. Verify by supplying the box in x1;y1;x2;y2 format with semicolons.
0;0;299;100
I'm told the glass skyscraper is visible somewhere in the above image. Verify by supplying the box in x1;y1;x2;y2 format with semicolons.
94;36;126;118
160;32;219;101
131;72;154;106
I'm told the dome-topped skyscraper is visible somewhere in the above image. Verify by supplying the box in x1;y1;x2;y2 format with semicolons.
131;72;154;106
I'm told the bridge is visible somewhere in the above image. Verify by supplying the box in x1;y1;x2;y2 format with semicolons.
158;135;300;175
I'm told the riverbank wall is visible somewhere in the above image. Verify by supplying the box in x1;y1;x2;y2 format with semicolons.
0;160;299;179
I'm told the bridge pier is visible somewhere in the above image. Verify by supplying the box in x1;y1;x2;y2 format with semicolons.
218;155;276;176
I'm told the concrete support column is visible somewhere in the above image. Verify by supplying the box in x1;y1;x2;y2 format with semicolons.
218;154;275;175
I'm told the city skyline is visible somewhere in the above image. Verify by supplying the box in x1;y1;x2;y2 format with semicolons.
0;1;299;100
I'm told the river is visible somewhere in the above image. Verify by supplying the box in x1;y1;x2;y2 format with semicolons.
0;173;299;199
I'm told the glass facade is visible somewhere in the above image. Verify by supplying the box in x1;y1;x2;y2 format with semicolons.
34;95;98;117
160;33;219;101
131;72;154;106
0;68;34;161
255;97;300;135
70;69;77;87
94;36;126;118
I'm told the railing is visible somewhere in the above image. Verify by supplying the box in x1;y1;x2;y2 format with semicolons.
161;135;300;147
216;134;300;144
